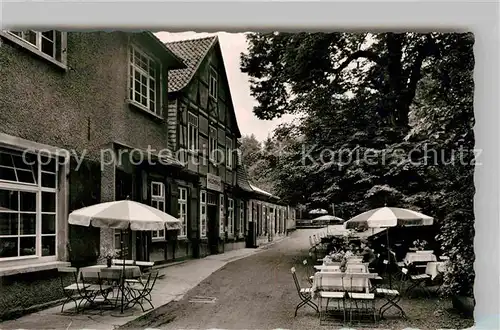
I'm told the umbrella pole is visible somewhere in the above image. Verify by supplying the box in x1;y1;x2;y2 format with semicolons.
386;229;392;289
121;229;125;314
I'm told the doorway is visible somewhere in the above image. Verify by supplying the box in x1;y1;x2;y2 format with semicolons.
115;168;134;259
207;192;218;255
207;205;218;254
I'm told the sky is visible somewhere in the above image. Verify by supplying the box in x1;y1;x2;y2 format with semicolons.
155;31;296;142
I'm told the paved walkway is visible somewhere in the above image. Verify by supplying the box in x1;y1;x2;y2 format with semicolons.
0;240;286;330
122;228;473;330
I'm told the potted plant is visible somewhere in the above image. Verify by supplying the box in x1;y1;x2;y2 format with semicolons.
412;239;428;251
101;246;117;267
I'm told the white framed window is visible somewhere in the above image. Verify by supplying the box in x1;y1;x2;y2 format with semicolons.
219;194;225;235
178;187;188;237
0;148;58;260
209;67;218;99
129;45;161;116
4;30;66;65
209;126;217;162
239;200;244;236
188;112;199;152
227;198;234;236
226;137;233;169
200;190;207;238
151;181;165;240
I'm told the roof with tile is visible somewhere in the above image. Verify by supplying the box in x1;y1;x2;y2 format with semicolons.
164;35;241;137
237;165;254;192
164;36;218;93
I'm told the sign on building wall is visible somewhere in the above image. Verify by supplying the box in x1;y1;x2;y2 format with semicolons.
207;173;223;192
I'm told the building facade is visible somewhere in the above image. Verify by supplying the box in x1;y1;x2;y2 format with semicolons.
0;31;298;278
0;31;185;275
158;36;247;260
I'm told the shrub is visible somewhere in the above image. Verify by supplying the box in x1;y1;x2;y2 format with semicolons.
436;209;475;297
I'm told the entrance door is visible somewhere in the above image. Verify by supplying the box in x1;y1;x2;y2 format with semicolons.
206;192;218;255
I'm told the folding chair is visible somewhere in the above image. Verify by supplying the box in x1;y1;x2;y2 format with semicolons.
92;271;117;308
58;267;90;313
125;270;159;312
344;272;377;324
314;271;347;325
291;267;319;317
375;287;405;319
405;265;432;298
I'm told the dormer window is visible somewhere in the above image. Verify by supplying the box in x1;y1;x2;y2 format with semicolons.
209;67;218;100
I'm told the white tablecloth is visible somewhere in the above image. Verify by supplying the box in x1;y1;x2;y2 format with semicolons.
315;263;368;273
79;265;141;281
311;271;371;299
403;252;437;265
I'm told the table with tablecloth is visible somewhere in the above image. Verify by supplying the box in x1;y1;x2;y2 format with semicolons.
79;265;141;281
403;252;437;265
78;265;142;311
311;271;372;300
315;263;369;273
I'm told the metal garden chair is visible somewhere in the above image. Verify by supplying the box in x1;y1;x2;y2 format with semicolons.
58;267;90;313
125;270;159;312
344;272;377;324
291;267;319;317
314;271;347;325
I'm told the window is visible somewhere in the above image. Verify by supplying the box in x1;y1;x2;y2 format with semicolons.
209;67;218;99
178;187;188;237
0;148;58;260
247;201;252;232
200;190;207;238
6;30;65;64
129;45;161;116
226;137;233;169
227;198;234;236
219;194;225;235
239;200;244;236
151;182;165;240
188;112;199;152
207;192;217;206
209;126;217;162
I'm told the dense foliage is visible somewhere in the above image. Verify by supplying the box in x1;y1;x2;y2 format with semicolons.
240;32;475;297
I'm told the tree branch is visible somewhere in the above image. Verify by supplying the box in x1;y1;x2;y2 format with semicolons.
403;34;439;120
333;50;383;75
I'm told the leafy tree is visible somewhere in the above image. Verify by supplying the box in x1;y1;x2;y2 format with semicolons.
241;32;475;297
239;134;262;165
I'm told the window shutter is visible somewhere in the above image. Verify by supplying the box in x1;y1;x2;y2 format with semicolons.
169;181;179;218
190;186;199;239
145;177;152;205
235;200;240;235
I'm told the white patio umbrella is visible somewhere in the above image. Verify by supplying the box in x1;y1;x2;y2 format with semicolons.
313;214;344;223
309;208;328;215
68;199;181;313
68;200;182;231
343;206;434;288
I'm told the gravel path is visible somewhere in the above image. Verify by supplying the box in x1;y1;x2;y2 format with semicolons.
121;229;473;330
